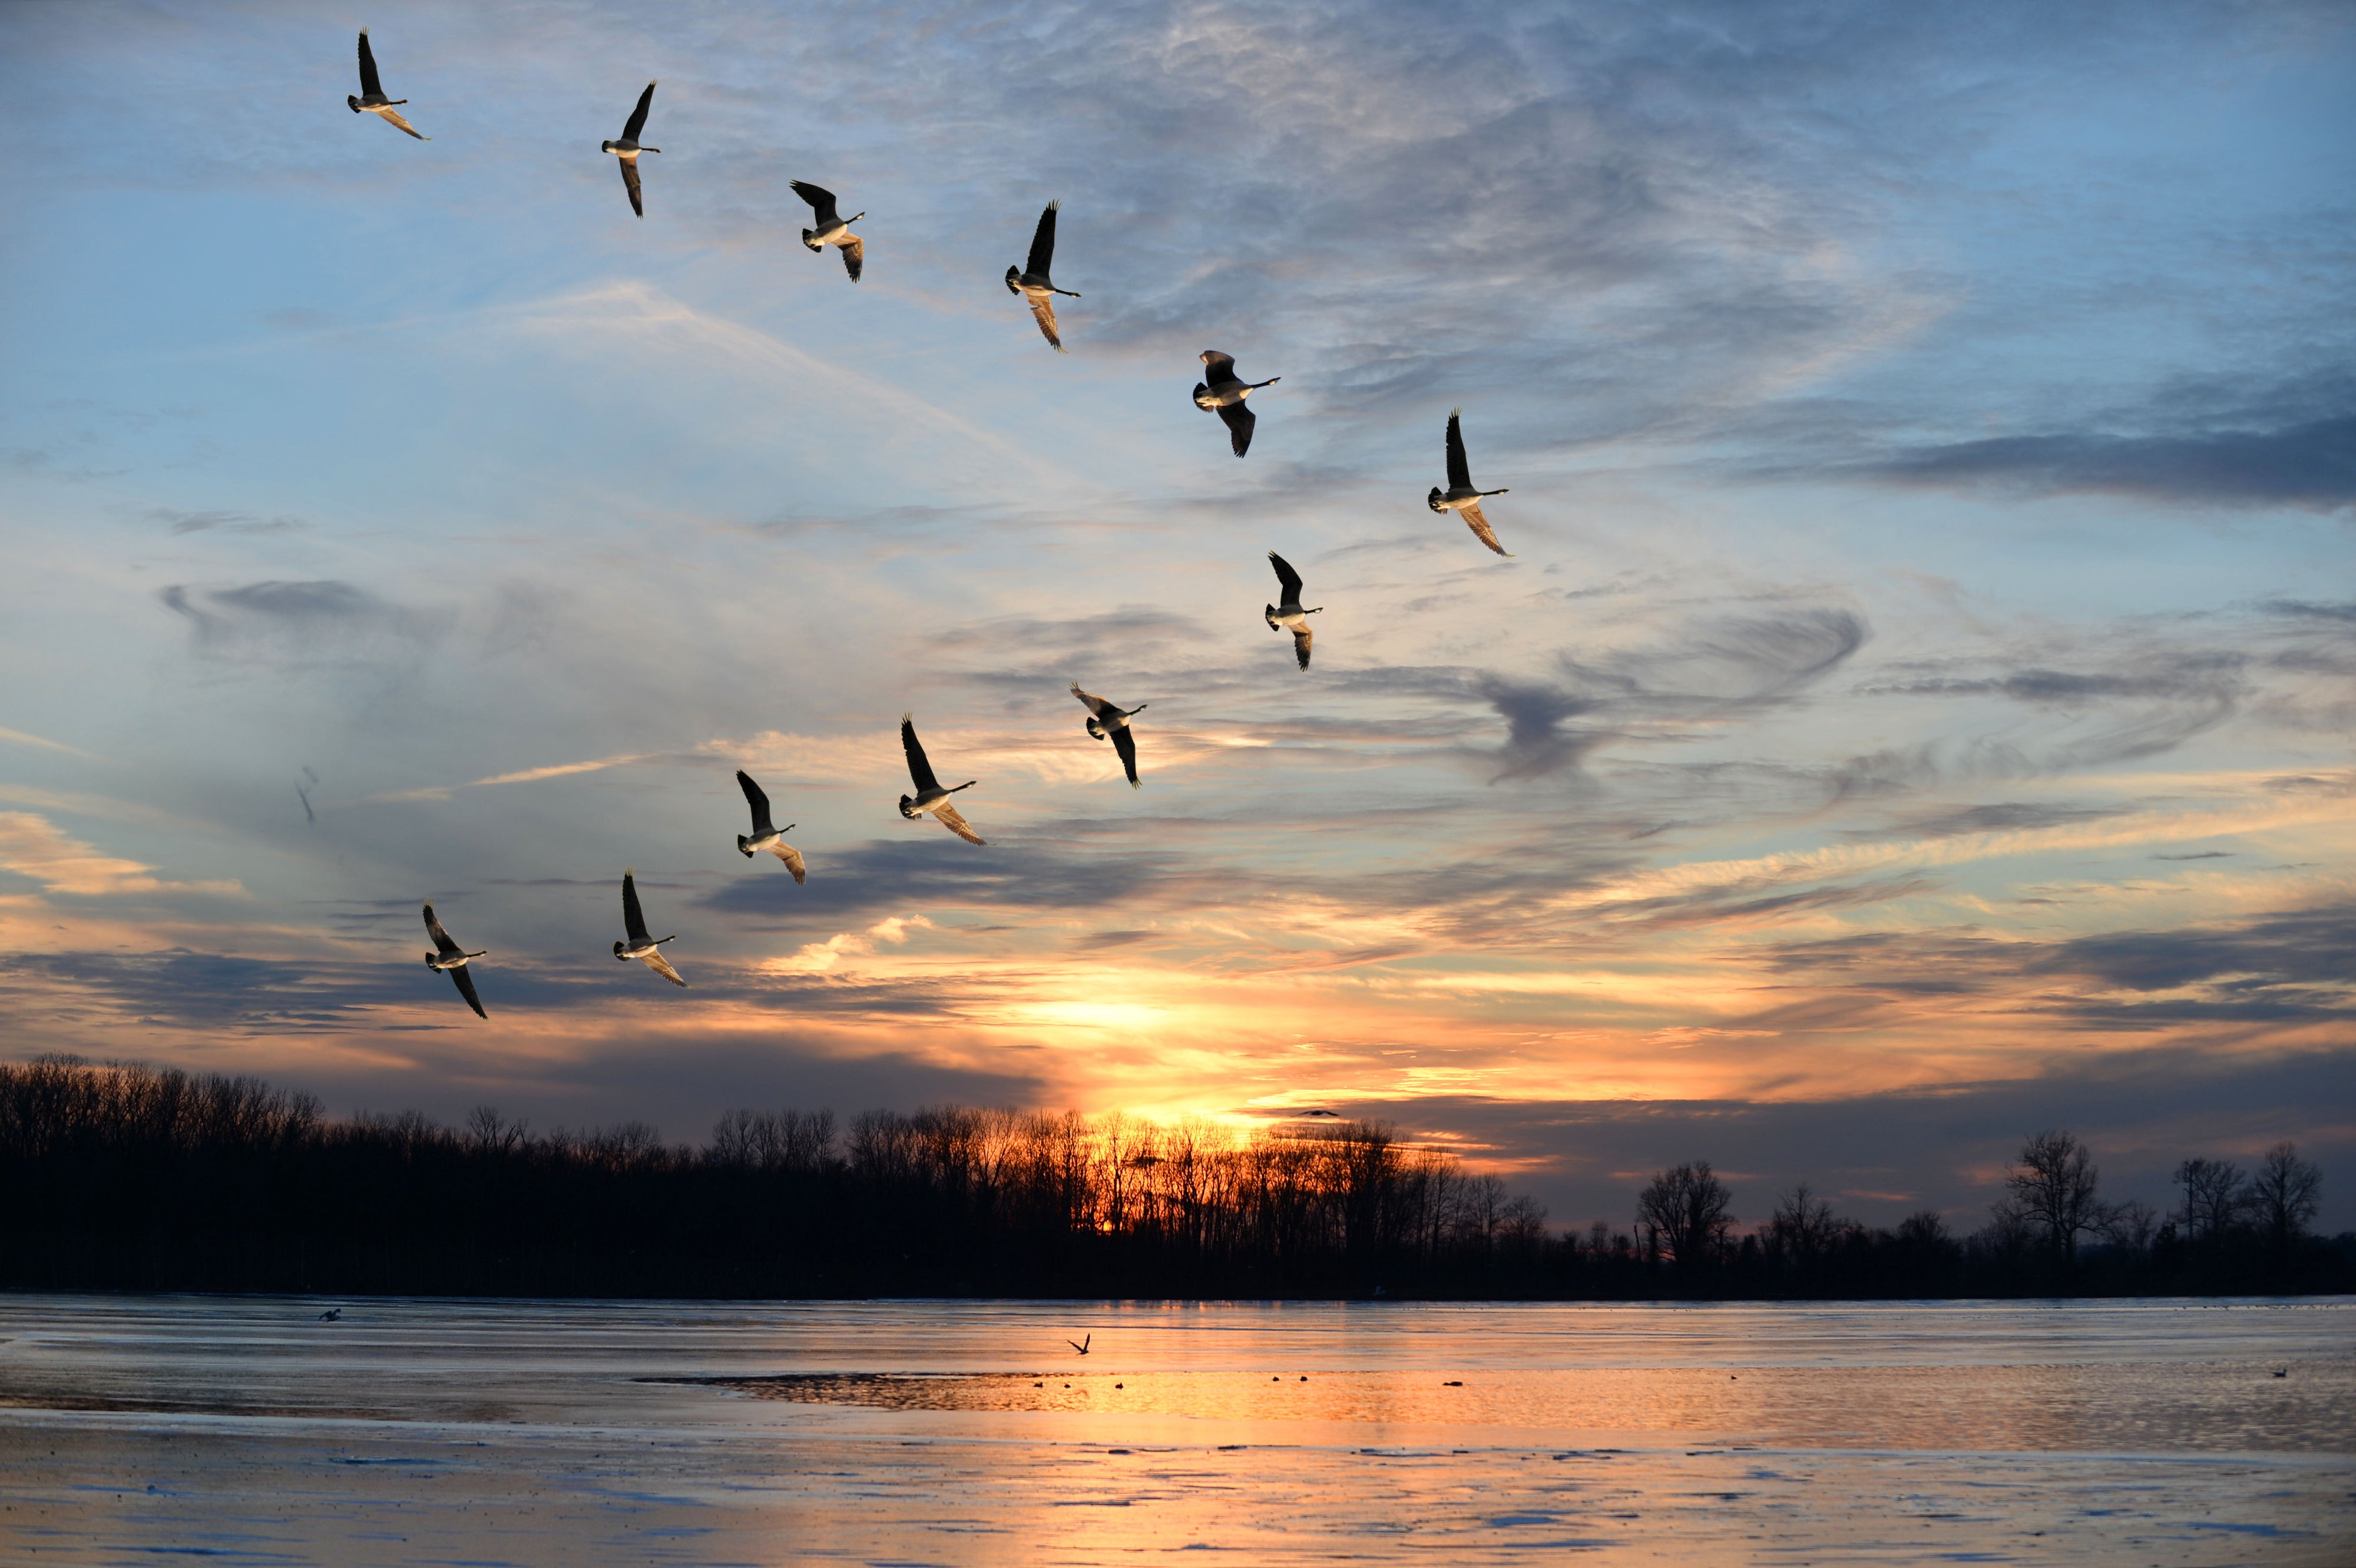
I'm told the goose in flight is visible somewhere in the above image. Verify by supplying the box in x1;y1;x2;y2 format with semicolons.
791;180;865;283
1005;200;1081;352
735;769;806;883
1068;1334;1091;1355
1071;682;1146;788
898;714;985;845
1265;552;1323;671
348;29;428;140
1428;408;1512;556
601;82;660;218
421;903;488;1019
614;867;687;986
1193;351;1280;458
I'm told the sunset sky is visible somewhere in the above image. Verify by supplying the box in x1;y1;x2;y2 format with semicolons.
2;0;2351;1231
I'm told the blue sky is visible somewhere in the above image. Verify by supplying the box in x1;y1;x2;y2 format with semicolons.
2;0;2351;1232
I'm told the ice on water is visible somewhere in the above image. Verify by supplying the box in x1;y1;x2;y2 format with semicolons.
1;1294;2350;1564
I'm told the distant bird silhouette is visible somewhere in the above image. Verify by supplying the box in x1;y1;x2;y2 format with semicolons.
792;181;865;282
1428;408;1512;555
734;770;806;883
1265;552;1322;670
1006;201;1081;351
601;82;660;217
1068;1334;1091;1355
1071;682;1146;788
348;29;427;140
421;903;488;1019
318;1308;342;1322
898;714;984;845
1193;351;1279;457
614;867;687;986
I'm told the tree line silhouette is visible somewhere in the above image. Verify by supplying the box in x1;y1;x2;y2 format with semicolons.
2;1057;2344;1299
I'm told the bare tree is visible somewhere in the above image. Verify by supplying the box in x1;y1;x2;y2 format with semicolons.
2001;1130;2107;1265
1767;1183;1852;1263
2248;1142;2322;1251
2172;1156;2247;1242
2103;1198;2159;1252
1636;1160;1734;1269
466;1105;528;1156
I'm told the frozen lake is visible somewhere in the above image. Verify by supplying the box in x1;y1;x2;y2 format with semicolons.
1;1293;2350;1564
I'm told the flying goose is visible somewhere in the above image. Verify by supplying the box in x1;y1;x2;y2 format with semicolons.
1428;408;1512;556
791;180;865;283
1193;351;1280;458
614;867;687;986
898;714;984;845
1071;682;1146;788
601;82;660;218
348;29;428;140
1265;552;1322;671
422;903;488;1018
1067;1333;1091;1355
1005;200;1081;352
735;769;806;883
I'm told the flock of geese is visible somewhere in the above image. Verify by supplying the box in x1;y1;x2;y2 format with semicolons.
347;30;1521;1020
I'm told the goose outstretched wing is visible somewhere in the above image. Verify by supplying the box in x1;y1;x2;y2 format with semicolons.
640;950;689;987
737;770;775;835
1028;293;1063;351
1111;725;1140;788
770;842;807;884
901;714;941;793
623;81;656;142
934;802;987;846
1217;399;1255;457
1445;407;1472;491
621;868;651;945
841;237;863;283
620;156;643;217
789;180;840;226
1460;500;1511;557
358;30;385;98
1199;350;1236;385
378;107;428;140
448;963;487;1019
1268;551;1304;603
1026;200;1060;279
1070;682;1114;721
1292;625;1314;671
422;902;463;959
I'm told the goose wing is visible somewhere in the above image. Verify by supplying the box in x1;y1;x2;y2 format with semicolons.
1111;725;1140;788
358;29;384;98
1199;349;1236;385
640;949;689;987
422;902;464;959
621;868;651;945
934;801;987;845
1292;624;1314;670
1216;399;1256;458
620;155;643;217
841;237;863;283
1025;200;1060;279
1028;293;1063;352
1268;551;1304;603
901;714;942;793
770;841;807;884
623;80;656;142
448;963;487;1019
789;180;840;226
736;769;775;835
1070;682;1114;721
1459;500;1511;557
1445;407;1472;491
378;107;428;140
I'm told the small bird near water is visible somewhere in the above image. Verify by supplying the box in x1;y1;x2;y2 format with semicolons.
792;181;866;282
421;903;488;1019
1265;552;1323;671
348;29;428;140
614;868;687;986
1068;1334;1091;1355
1007;201;1081;351
1194;351;1280;457
734;770;805;882
899;715;985;844
601;82;660;217
1070;682;1147;788
1428;408;1512;556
